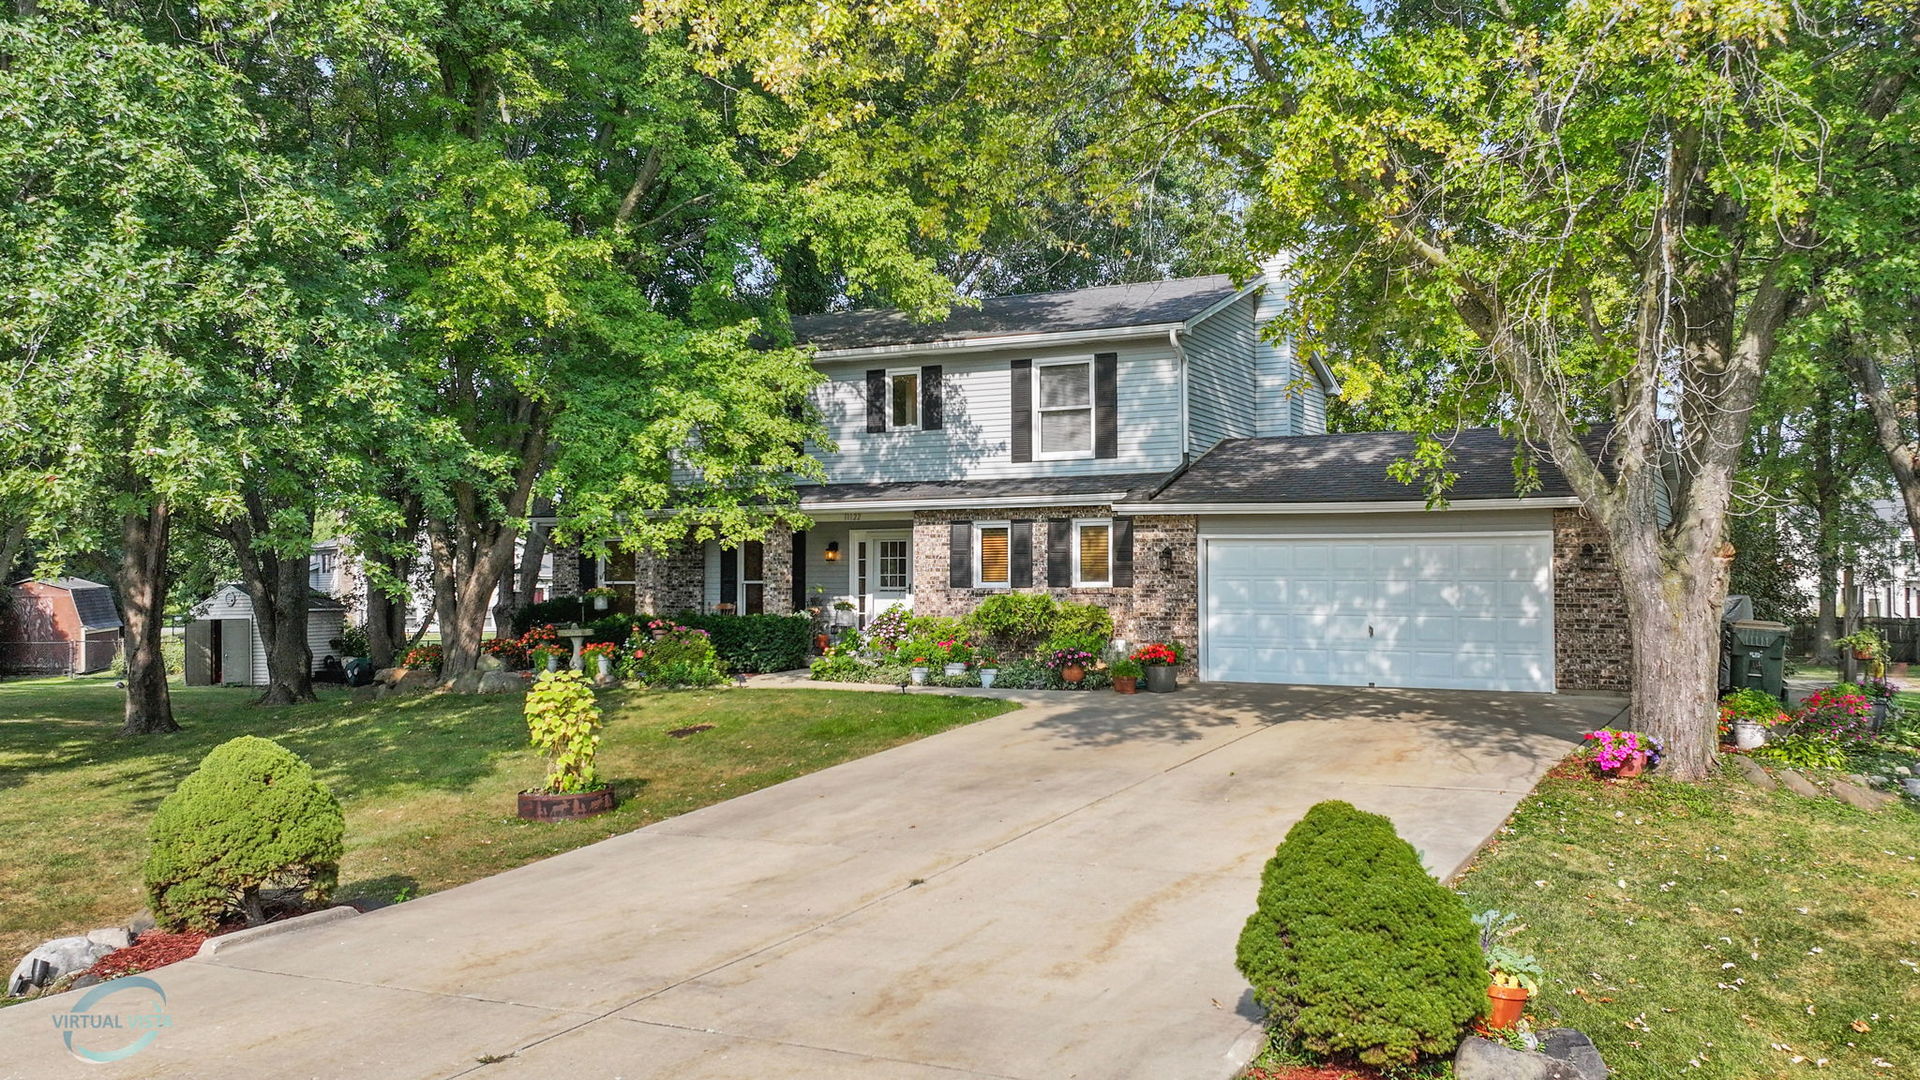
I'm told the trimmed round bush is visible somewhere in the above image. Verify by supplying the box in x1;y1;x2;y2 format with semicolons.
143;736;344;931
1235;800;1484;1066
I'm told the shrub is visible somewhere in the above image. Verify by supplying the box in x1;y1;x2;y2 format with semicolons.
403;642;443;671
512;595;591;636
673;612;811;673
333;623;370;659
633;625;727;688
906;614;968;642
809;654;868;682
525;669;603;793
144;737;344;931
1753;732;1851;771
965;593;1057;652
482;636;529;669
1050;600;1113;642
1236;800;1483;1066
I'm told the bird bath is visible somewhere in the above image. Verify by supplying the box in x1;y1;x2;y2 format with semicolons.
556;625;592;670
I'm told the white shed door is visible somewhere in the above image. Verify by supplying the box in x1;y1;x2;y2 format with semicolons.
1203;535;1555;692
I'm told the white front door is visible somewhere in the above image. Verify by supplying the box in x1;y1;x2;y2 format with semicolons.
1202;534;1555;692
852;530;913;625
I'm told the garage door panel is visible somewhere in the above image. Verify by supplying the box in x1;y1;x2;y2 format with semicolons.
1204;535;1555;693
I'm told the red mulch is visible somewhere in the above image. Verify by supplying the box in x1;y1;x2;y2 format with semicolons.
85;932;206;978
1244;1066;1380;1080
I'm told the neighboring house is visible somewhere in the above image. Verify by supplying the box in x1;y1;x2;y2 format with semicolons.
1850;501;1919;619
312;537;555;638
547;263;1630;694
0;578;123;675
181;584;347;686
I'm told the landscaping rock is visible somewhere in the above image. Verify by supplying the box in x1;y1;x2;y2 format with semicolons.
374;666;403;686
70;974;102;990
1832;778;1897;811
478;670;525;694
1539;1028;1609;1079
7;937;112;997
1728;755;1777;790
1456;1034;1608;1080
477;653;504;673
350;685;381;704
448;671;484;695
128;910;156;936
1778;769;1824;799
86;927;132;952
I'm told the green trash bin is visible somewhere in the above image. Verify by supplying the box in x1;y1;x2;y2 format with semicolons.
1724;619;1790;699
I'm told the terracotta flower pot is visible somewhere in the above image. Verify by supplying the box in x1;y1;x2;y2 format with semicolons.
1061;664;1086;684
517;786;616;821
813;633;830;654
1854;648;1875;661
1486;984;1530;1030
1602;751;1648;779
1113;676;1138;694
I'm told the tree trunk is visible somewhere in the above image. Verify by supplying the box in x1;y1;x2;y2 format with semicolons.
223;497;317;705
118;501;180;735
1815;555;1839;665
492;527;547;637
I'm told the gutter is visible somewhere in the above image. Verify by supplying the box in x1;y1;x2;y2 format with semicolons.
1108;496;1585;515
801;491;1138;514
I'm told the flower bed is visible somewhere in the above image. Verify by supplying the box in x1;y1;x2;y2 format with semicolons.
808;603;1157;693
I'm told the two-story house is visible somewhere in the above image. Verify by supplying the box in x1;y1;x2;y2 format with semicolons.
551;263;1630;694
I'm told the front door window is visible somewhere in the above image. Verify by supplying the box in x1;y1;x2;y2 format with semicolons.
852;531;912;626
877;539;908;591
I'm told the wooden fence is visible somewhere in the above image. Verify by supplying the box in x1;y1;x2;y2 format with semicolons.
1789;618;1920;663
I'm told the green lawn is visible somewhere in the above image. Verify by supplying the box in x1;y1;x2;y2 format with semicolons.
0;677;1012;962
1455;765;1920;1080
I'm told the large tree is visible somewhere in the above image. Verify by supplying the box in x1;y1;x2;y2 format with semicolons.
1111;0;1918;778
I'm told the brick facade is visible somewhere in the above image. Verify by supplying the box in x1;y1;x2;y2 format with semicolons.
1551;507;1631;692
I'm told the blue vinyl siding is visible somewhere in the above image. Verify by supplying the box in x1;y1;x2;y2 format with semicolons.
1183;292;1259;453
807;340;1182;483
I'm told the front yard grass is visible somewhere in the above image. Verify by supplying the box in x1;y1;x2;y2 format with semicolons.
0;677;1012;962
1455;764;1920;1080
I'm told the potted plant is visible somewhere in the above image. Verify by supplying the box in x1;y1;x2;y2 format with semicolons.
645;617;671;640
584;585;618;612
939;639;971;678
1045;648;1095;685
518;670;615;820
1472;910;1542;1031
1110;657;1143;694
976;651;999;689
1859;676;1900;731
832;599;857;628
909;654;930;686
582;641;618;685
1583;727;1663;778
1131;643;1182;693
1838;627;1887;664
529;642;566;672
1718;688;1786;750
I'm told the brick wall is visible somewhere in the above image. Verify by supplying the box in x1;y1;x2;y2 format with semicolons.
1552;507;1631;692
909;507;1199;667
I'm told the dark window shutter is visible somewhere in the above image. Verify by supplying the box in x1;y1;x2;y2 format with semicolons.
1112;517;1134;587
866;369;887;433
791;530;807;611
578;553;598;592
1010;358;1033;463
719;546;738;609
1010;520;1033;588
1094;351;1118;459
921;365;943;431
949;521;973;588
1046;519;1072;587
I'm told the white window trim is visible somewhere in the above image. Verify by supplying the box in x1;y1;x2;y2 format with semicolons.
973;520;1012;589
596;554;637;586
886;367;922;432
1071;517;1113;588
1032;356;1095;460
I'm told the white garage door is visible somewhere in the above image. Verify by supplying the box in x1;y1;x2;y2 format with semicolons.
1203;535;1555;692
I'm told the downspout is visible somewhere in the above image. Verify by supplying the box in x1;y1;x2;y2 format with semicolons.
1170;324;1192;463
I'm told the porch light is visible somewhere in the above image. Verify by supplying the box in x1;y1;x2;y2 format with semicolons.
824;541;841;563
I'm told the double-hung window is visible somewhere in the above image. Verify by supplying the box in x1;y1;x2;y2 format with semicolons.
974;522;1011;588
1034;359;1093;457
888;370;920;431
1072;519;1111;587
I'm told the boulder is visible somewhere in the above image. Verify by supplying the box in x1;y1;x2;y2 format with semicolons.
1832;778;1897;811
1728;754;1777;791
8;937;112;997
447;671;484;695
1777;769;1824;799
374;666;404;686
128;910;156;936
85;927;132;952
478;670;525;695
1456;1032;1608;1080
477;653;504;672
387;668;437;694
1540;1028;1609;1079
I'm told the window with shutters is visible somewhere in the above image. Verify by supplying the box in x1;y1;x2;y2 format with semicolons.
974;522;1011;588
1072;519;1111;587
1033;359;1093;458
887;369;920;430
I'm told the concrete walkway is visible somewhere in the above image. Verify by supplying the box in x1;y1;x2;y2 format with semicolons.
0;683;1625;1080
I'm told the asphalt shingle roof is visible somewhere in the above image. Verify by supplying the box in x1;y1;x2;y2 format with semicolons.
790;275;1243;351
67;586;123;631
1139;428;1607;505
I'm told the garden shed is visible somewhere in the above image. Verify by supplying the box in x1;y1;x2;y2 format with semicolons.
183;584;347;687
0;578;124;674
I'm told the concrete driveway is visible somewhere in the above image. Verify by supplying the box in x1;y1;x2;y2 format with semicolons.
0;683;1625;1080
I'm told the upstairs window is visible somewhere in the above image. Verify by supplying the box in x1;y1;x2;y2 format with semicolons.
1035;360;1093;457
888;370;920;430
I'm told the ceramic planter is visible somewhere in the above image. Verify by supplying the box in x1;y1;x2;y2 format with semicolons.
592;595;609;611
1060;664;1086;684
1485;984;1530;1030
1602;751;1649;779
1733;721;1768;751
910;667;928;686
1872;700;1890;732
595;655;614;685
544;654;560;672
1146;665;1177;693
517;785;616;821
978;668;998;689
943;662;967;678
1113;676;1138;694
